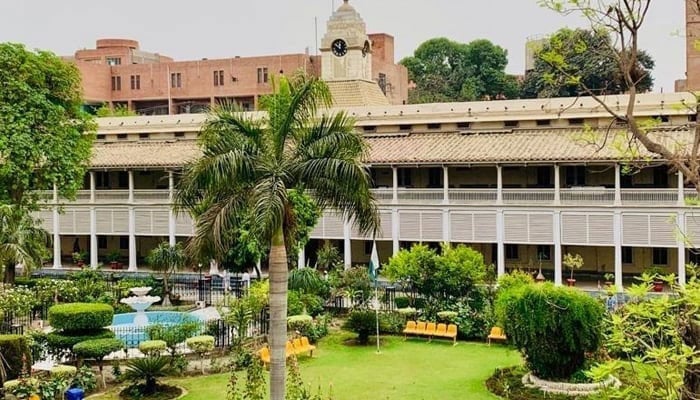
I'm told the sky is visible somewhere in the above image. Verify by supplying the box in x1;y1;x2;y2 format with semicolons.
0;0;686;92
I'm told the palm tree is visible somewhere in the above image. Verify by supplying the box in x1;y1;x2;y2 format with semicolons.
175;73;378;400
146;242;186;306
0;205;48;284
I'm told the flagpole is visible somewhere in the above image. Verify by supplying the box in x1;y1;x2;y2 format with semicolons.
375;280;380;354
370;239;381;354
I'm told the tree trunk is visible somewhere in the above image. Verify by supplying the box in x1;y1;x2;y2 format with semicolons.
3;263;16;284
682;319;700;400
162;274;171;307
268;226;288;400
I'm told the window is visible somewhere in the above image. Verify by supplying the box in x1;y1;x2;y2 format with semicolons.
536;245;551;261
568;118;585;126
536;166;552;187
565;166;586;186
364;241;372;255
98;236;107;249
505;244;519;260
213;70;224;86
622;247;633;264
96;134;106;141
652;248;668;265
106;57;121;66
654;115;670;123
257;67;269;84
139;133;149;140
111;76;121;91
96;172;110;189
491;244;498;264
119;236;129;250
363;126;377;133
456;122;470;129
621;173;633;188
397;168;412;187
536;119;551;126
174;132;185;138
377;73;387;94
399;124;412;132
504;120;519;128
653;166;668;187
428;168;443;188
130;75;140;90
117;171;128;188
171;72;182;88
116;133;127;140
427;123;441;130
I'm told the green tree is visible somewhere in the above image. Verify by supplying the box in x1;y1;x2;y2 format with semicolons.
0;205;49;283
521;28;654;98
146;242;187;306
175;73;378;400
538;1;700;193
400;38;520;103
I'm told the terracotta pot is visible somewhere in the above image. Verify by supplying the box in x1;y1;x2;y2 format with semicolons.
652;281;664;292
110;261;119;270
566;278;576;287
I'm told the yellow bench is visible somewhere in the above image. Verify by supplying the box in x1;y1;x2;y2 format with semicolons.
403;321;458;345
258;336;317;364
487;327;507;345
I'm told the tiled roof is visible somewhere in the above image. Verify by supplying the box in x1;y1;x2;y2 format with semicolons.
326;79;390;108
92;140;200;168
90;127;694;168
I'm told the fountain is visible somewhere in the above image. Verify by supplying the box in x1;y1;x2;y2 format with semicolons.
120;287;161;326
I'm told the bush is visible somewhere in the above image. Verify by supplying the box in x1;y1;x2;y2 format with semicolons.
138;340;167;356
185;335;215;354
396;307;417;317
50;365;77;378
146;320;200;357
287;314;313;332
394;296;410;308
501;283;604;380
437;311;458;323
343;310;377;345
378;312;406;334
71;366;98;393
48;303;114;332
0;335;30;382
73;338;124;361
123;356;172;396
497;270;535;291
46;329;115;358
288;268;330;298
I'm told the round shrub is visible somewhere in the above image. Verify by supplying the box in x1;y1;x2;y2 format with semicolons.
73;338;124;360
287;314;313;333
501;283;604;380
343;310;377;345
396;307;417;317
437;311;458;323
0;335;30;382
138;340;167;356
48;303;114;332
46;329;115;355
394;296;410;309
50;365;77;378
185;335;215;354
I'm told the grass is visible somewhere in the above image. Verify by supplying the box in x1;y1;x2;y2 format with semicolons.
89;331;521;400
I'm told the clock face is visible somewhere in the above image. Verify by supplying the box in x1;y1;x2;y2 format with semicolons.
331;39;348;57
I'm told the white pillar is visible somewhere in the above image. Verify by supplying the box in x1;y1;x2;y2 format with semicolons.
168;171;176;246
89;172;98;268
614;163;621;206
677;211;687;286
554;164;561;205
443;165;449;205
52;184;61;269
496;165;503;205
392;166;398;204
496;209;505;277
128;170;137;271
343;219;352;269
442;209;450;244
392;209;399;255
678;171;685;207
613;211;623;292
209;259;219;275
553;211;562;286
297;248;306;269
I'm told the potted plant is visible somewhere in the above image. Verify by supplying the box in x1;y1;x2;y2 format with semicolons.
563;253;584;287
645;266;666;292
603;272;615;287
106;250;122;270
72;251;86;268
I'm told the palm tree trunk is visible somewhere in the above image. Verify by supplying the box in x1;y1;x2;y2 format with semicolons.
268;226;288;400
3;263;15;284
162;273;171;307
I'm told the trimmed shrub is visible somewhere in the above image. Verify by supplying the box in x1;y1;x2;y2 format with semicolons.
48;303;114;332
501;283;604;380
343;310;377;345
437;311;458;323
50;365;77;378
0;335;30;382
497;270;535;291
185;335;215;353
396;307;417;317
394;296;410;308
46;329;115;356
73;338;124;360
287;314;313;332
138;340;167;356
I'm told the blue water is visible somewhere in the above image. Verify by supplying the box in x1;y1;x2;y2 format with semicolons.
110;311;203;348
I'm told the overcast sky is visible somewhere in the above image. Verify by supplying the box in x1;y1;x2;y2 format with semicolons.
0;0;686;92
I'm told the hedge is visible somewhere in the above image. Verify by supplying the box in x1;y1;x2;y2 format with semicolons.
185;335;215;354
73;338;124;360
138;340;167;356
48;303;114;332
46;329;116;353
0;335;30;382
50;365;77;378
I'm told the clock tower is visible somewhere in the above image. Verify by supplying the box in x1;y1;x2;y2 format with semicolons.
320;0;373;82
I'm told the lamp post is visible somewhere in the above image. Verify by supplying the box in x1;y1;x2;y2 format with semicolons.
197;263;203;303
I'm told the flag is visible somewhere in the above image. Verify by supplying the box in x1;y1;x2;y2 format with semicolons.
369;240;379;282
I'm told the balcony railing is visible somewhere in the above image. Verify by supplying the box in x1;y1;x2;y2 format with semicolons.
40;187;689;207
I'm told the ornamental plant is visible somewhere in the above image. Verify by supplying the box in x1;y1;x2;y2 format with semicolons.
343;310;377;345
0;334;30;382
501;283;604;380
185;335;215;374
46;303;116;361
73;338;124;387
138;340;167;357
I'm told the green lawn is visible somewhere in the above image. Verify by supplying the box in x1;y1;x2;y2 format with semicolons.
91;331;521;400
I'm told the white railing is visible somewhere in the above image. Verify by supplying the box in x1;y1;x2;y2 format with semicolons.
560;187;615;205
371;188;394;202
449;188;497;204
621;189;678;204
502;189;554;204
397;188;444;204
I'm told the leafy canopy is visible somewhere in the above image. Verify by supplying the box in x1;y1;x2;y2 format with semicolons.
400;38;520;103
